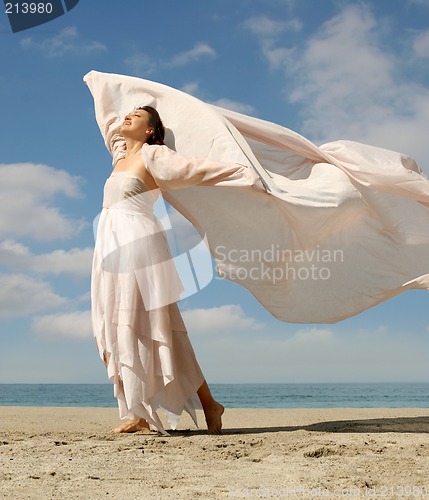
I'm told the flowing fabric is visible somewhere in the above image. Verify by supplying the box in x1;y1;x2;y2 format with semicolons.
85;70;429;325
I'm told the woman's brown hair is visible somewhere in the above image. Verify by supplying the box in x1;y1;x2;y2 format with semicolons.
137;106;165;145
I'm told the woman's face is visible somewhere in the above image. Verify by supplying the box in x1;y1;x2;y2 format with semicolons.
120;109;154;142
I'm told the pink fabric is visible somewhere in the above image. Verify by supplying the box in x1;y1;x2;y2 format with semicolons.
84;70;429;324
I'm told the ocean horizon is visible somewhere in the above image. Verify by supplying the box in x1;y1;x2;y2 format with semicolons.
0;382;427;409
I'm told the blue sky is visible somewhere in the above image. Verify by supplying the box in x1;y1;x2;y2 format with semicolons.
0;0;428;384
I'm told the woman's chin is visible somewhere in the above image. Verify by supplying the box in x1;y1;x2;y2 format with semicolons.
119;126;131;137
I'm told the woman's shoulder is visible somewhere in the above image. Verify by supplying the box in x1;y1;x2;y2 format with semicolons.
141;143;176;161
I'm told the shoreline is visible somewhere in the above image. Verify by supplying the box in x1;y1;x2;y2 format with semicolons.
1;407;428;498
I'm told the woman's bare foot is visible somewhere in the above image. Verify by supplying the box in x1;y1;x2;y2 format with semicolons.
112;418;151;433
197;380;225;434
203;401;225;435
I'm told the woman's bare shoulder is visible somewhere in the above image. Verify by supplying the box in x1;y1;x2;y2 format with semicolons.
113;153;158;190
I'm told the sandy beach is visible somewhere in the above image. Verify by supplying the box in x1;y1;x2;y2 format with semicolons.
0;406;428;499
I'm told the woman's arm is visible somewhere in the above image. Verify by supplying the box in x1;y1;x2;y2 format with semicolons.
110;132;126;167
141;144;263;191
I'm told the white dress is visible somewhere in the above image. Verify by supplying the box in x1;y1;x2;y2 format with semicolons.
91;171;205;435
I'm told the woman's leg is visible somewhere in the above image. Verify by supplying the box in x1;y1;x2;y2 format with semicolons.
197;380;224;434
109;374;151;433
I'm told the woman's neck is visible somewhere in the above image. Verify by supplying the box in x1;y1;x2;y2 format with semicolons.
124;138;145;158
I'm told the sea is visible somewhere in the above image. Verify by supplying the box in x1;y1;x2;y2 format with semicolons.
0;383;427;408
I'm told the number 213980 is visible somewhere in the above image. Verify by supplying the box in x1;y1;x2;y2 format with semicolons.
5;3;53;14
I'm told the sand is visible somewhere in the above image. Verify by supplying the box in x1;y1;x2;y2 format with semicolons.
0;406;428;499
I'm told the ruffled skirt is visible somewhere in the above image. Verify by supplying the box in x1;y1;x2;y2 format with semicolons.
91;207;204;435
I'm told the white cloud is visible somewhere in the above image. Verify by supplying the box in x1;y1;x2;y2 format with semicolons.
0;163;86;241
168;42;217;67
124;53;156;75
77;291;91;303
182;304;264;334
247;5;429;171
0;240;92;278
125;43;216;76
287;327;335;345
412;30;429;59
192;324;429;383
261;41;295;70
1;163;81;197
407;0;429;6
180;81;200;96
211;98;257;116
243;15;302;38
32;248;92;277
0;273;65;319
32;310;92;340
178;81;257;116
272;326;428;382
285;6;396;138
21;26;107;57
243;15;300;71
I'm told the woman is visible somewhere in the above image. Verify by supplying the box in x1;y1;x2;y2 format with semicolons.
91;105;240;435
86;71;429;426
